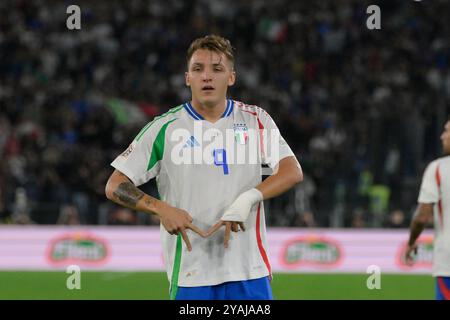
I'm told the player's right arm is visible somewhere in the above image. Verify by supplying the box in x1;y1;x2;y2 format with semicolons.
105;170;206;251
405;160;439;265
405;203;433;265
105;113;206;250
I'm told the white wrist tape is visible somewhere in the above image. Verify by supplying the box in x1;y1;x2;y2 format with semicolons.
221;188;263;222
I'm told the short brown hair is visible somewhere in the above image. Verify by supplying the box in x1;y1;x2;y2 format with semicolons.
186;35;234;69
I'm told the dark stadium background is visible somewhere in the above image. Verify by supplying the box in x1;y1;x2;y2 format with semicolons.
0;0;449;300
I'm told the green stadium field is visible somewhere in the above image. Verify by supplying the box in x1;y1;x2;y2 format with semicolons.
0;272;434;300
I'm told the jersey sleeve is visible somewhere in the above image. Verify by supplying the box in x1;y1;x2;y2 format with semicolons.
418;160;439;204
257;107;296;169
111;118;173;186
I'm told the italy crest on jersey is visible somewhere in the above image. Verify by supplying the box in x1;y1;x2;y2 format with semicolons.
233;123;248;145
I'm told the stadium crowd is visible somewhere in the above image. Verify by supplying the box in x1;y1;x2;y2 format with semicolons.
1;0;449;227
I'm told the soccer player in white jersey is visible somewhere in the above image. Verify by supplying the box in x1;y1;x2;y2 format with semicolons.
405;120;450;300
105;35;303;300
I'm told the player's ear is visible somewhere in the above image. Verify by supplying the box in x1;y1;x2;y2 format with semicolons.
228;70;236;86
185;71;190;86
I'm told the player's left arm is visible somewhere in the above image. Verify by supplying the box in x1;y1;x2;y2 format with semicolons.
206;156;303;246
405;203;434;265
220;156;302;223
255;156;303;200
207;107;304;245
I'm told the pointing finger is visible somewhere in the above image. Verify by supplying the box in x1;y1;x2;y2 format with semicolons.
180;229;192;252
205;221;224;237
187;223;207;238
224;222;231;248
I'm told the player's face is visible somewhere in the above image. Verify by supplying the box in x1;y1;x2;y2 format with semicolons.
185;49;235;107
441;121;450;155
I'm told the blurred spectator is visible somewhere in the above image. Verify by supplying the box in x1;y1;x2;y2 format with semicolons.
368;184;391;227
293;173;316;215
12;187;34;224
108;208;137;225
383;209;407;229
0;0;449;227
350;207;366;228
295;211;317;228
57;204;81;225
0;181;8;223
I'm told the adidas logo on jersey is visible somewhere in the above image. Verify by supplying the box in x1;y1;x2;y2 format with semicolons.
183;136;200;148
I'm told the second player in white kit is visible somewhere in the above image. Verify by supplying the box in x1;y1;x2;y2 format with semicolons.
406;120;450;299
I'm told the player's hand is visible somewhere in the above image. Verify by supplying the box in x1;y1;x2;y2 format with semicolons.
220;188;263;222
155;201;207;252
404;243;418;266
205;220;245;248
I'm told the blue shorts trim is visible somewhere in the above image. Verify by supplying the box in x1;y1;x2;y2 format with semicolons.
175;276;273;300
436;276;450;300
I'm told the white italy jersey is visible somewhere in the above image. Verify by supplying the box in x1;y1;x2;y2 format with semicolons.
111;99;295;287
418;155;450;277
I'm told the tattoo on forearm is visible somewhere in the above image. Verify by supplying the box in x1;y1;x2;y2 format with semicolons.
144;198;154;207
113;182;145;207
